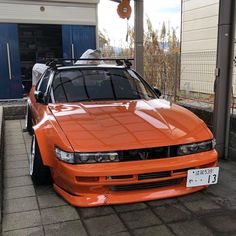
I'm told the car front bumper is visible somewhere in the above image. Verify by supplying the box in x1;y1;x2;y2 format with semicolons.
52;150;218;207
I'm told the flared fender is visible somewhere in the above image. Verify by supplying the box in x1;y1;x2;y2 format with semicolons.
33;113;73;167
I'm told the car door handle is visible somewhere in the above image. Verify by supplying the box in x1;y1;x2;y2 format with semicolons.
6;43;12;80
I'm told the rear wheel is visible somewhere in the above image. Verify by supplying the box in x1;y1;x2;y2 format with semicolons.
30;135;52;185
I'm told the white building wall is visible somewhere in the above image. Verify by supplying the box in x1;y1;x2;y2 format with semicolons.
0;0;98;25
181;0;236;96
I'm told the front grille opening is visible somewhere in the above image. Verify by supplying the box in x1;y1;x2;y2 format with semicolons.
109;178;182;191
138;171;171;180
118;146;178;162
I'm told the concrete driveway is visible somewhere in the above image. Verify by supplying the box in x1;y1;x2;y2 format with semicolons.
2;119;236;236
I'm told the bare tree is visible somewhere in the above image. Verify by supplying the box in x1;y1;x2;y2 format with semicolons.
98;18;180;97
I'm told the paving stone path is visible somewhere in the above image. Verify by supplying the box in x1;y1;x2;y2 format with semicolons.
2;120;236;236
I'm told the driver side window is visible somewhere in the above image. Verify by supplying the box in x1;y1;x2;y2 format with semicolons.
36;70;51;94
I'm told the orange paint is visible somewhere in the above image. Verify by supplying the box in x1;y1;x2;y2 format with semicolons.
29;86;218;207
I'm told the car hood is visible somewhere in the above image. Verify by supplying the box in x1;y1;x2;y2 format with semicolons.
49;99;212;152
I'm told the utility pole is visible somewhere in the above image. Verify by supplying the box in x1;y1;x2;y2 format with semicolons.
213;0;236;158
134;0;144;76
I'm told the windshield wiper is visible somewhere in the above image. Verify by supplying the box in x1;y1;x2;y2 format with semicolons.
69;98;91;102
69;98;114;102
90;98;114;101
116;97;140;100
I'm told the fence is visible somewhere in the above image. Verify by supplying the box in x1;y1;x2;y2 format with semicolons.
149;51;236;114
144;52;216;109
177;51;216;110
179;51;236;113
102;46;236;113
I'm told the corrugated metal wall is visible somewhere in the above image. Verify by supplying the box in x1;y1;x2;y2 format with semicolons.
181;0;219;95
182;0;219;52
181;0;236;96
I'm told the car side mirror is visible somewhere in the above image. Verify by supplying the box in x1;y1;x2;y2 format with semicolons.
154;87;162;97
34;91;44;103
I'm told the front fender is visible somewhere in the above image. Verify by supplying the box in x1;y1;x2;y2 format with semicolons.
33;109;73;167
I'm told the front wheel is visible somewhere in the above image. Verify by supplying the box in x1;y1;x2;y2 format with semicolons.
30;135;52;185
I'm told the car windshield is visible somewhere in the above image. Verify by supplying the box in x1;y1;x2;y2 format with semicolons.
51;68;157;102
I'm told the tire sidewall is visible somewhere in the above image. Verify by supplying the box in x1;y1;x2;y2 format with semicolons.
29;134;36;176
26;104;33;135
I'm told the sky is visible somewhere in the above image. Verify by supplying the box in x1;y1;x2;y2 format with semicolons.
98;0;181;46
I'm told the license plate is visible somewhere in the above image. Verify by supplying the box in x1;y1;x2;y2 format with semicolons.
186;167;219;187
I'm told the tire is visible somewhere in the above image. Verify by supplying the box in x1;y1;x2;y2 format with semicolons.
26;105;33;135
30;135;52;185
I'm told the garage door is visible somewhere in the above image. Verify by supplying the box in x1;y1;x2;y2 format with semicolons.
0;2;97;25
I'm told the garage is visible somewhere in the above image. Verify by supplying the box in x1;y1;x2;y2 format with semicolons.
18;24;63;93
0;0;98;100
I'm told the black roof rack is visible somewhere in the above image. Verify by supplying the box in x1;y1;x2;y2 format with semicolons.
40;58;134;69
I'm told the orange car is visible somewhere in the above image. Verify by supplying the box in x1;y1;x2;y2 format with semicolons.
26;59;219;207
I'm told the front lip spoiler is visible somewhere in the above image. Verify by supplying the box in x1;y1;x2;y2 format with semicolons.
52;150;218;207
53;182;207;207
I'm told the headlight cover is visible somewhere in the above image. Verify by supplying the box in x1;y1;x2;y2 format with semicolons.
74;152;119;164
55;147;75;163
177;139;216;156
55;147;119;164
